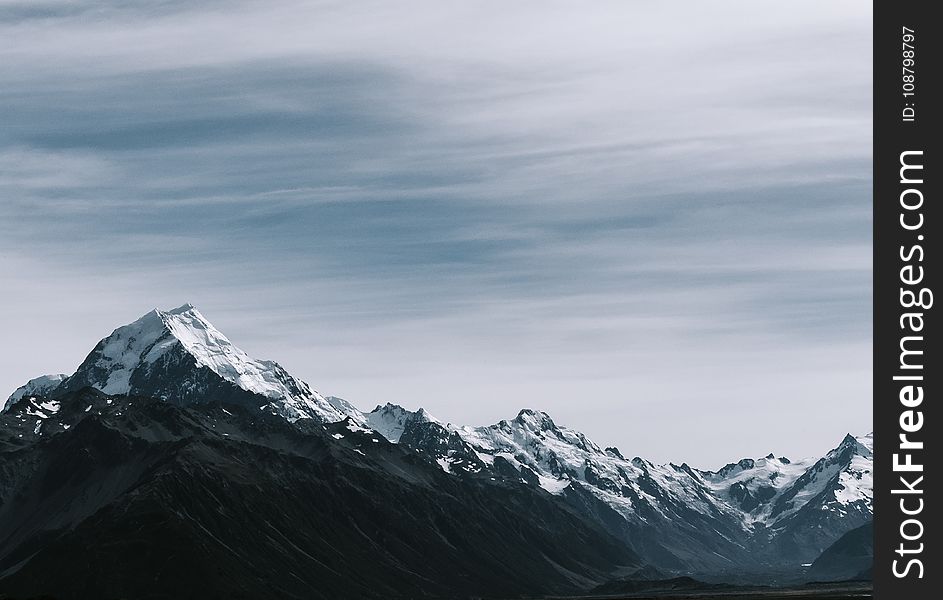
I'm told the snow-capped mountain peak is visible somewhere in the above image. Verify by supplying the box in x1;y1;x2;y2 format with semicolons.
512;408;557;432
17;305;362;424
3;374;68;413
820;432;873;509
364;403;438;443
836;432;872;457
84;306;182;395
152;304;299;401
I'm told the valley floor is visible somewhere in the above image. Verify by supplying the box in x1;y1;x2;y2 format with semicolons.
552;582;872;600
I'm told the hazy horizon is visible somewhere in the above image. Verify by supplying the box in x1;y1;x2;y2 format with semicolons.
0;0;872;467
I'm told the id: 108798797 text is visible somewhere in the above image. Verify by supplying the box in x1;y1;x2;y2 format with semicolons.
901;26;916;122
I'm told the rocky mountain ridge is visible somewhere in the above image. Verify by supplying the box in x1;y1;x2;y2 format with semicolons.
4;304;873;582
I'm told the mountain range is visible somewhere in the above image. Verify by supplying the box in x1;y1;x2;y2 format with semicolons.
0;304;873;598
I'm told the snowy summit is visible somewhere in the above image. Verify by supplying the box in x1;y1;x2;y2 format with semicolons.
8;304;360;423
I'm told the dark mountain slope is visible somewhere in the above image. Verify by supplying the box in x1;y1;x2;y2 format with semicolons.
807;521;873;582
0;389;639;600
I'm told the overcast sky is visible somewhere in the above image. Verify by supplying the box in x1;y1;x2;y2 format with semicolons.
0;0;872;467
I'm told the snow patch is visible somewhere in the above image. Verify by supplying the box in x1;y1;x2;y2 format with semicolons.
537;474;570;495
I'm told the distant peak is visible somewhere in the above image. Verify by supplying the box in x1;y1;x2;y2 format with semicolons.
4;374;69;412
364;402;437;442
368;402;437;422
832;432;872;457
514;408;556;431
371;402;407;414
605;446;624;460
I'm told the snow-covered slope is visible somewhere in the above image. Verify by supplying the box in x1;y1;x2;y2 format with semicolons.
365;403;872;567
22;305;362;423
698;454;815;522
365;402;438;443
837;433;873;507
768;433;873;524
454;408;737;523
4;374;67;413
